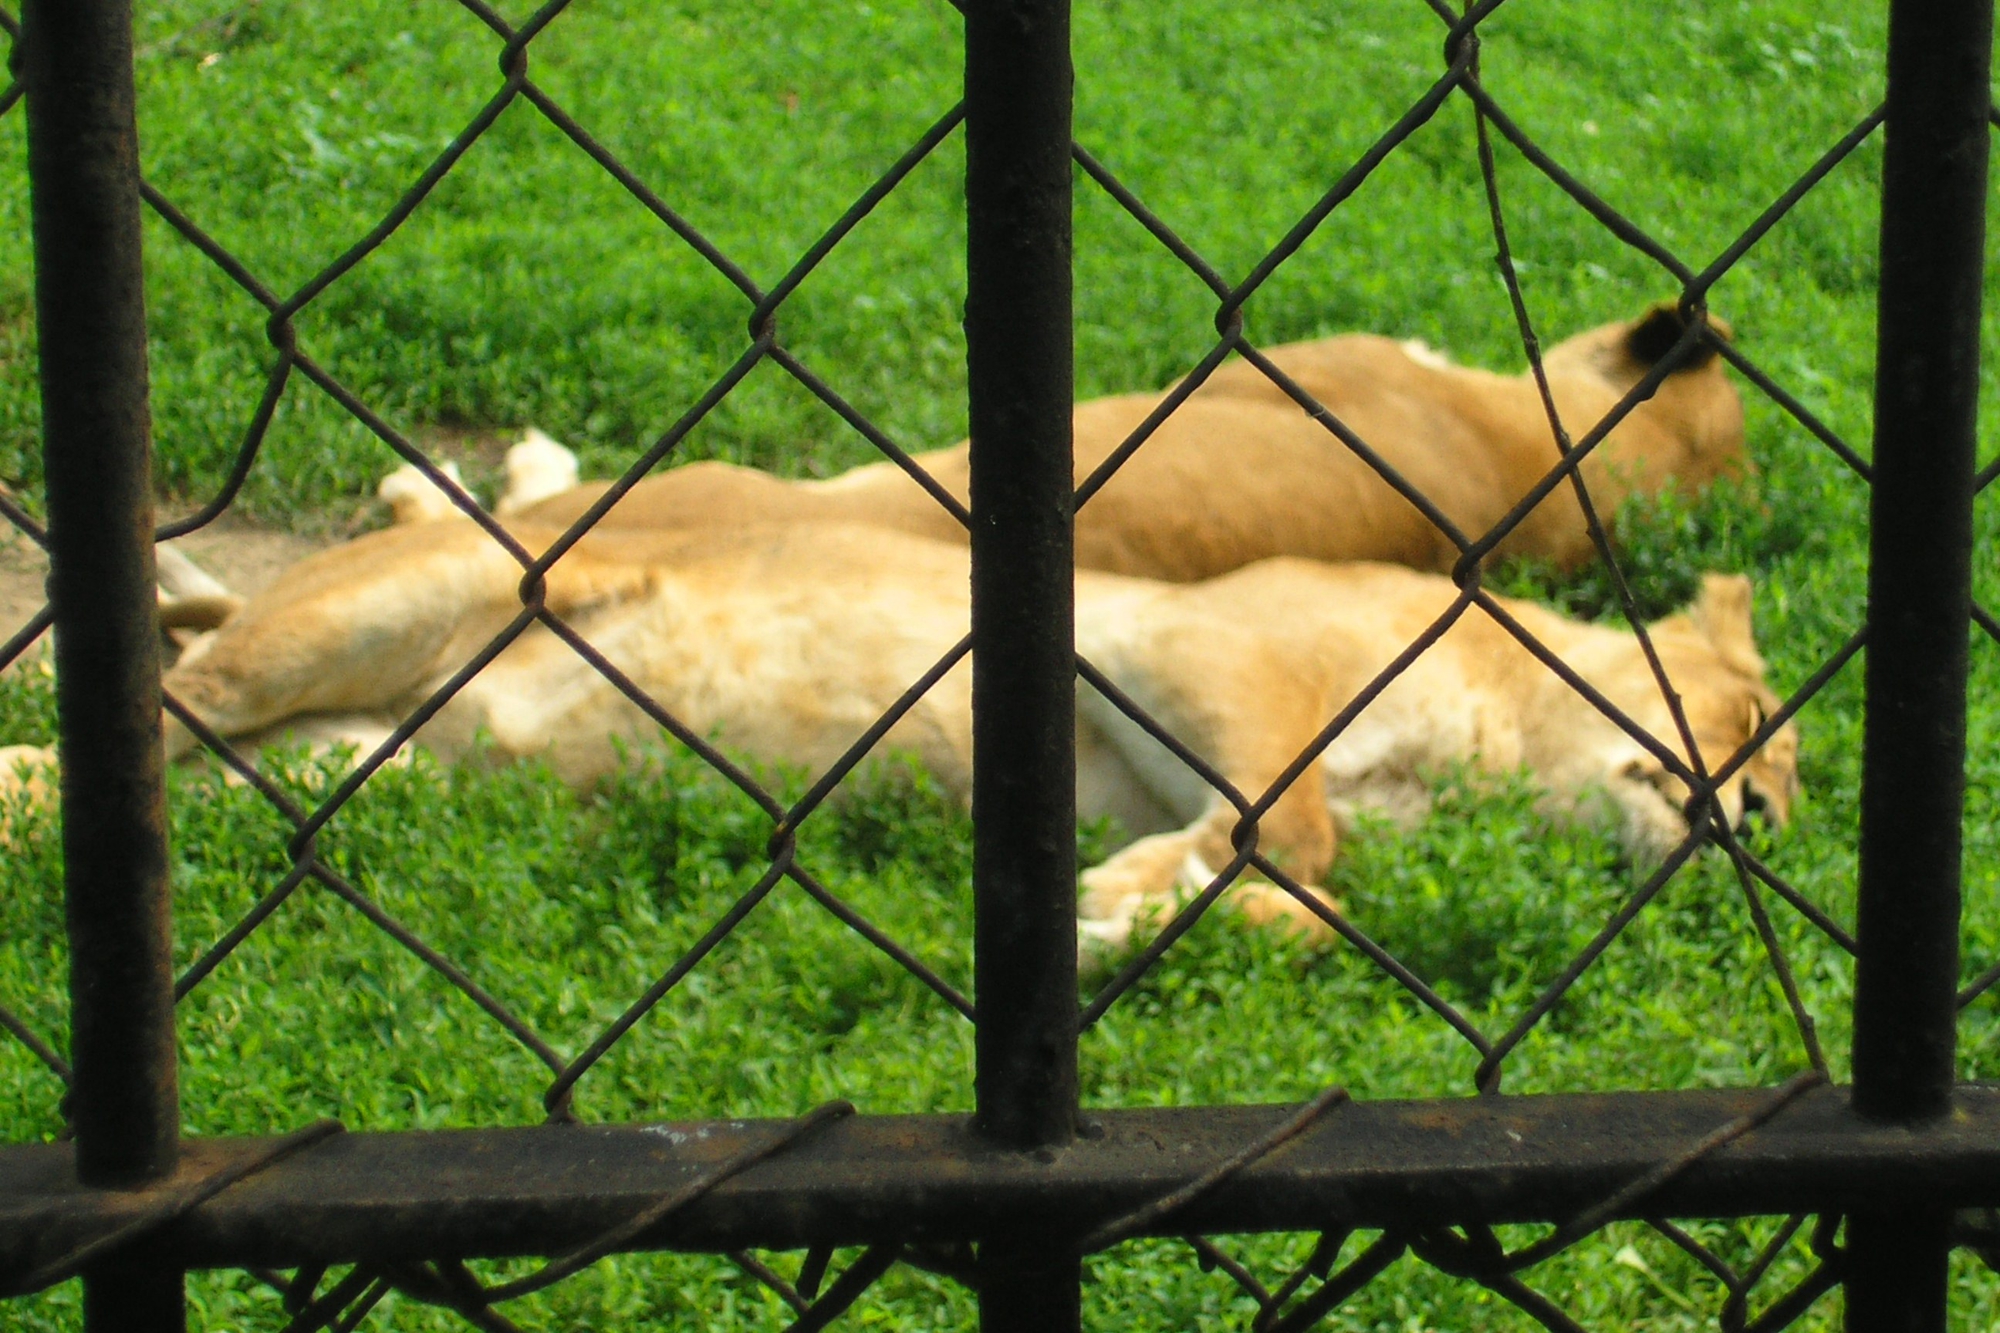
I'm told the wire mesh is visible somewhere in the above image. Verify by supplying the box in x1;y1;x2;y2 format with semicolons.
0;0;1989;1328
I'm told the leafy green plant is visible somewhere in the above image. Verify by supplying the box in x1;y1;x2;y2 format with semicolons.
0;651;55;747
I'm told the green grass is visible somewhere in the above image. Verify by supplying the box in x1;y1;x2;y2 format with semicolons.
4;0;2000;1328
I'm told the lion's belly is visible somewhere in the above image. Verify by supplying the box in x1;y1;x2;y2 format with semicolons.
1076;717;1184;840
1316;664;1516;827
1073;679;1213;835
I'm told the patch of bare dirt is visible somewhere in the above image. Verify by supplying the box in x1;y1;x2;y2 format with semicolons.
0;515;325;653
0;424;522;654
169;518;327;599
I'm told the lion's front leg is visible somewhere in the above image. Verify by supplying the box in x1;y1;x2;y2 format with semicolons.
1076;612;1348;957
1078;782;1341;959
1078;822;1217;955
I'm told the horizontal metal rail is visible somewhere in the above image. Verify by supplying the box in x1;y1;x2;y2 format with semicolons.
4;1084;1999;1276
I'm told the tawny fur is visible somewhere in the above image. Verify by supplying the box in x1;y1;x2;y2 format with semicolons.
130;520;1795;953
377;459;467;525
495;429;581;515
510;303;1744;579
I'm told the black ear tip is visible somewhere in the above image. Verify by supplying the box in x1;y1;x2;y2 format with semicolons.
1625;303;1721;370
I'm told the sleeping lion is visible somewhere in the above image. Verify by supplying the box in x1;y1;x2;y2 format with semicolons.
0;516;1796;951
500;302;1742;580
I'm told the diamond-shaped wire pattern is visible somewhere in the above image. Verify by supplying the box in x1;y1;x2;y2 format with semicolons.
0;0;1990;1327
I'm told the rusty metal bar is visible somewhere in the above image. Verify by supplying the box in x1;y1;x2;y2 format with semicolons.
20;0;180;1325
1853;0;1990;1131
964;0;1078;1326
1849;0;1990;1324
21;0;175;1194
78;1258;182;1331
8;1086;2000;1276
1844;1212;1951;1333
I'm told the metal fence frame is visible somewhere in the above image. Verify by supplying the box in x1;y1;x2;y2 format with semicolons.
0;0;1993;1329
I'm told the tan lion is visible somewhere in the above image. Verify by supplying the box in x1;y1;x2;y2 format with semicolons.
0;518;1796;951
510;303;1742;579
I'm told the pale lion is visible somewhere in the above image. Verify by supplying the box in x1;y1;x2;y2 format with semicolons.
3;518;1795;952
510;303;1743;579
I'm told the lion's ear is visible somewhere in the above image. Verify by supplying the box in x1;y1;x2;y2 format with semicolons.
1684;572;1765;678
1625;302;1725;372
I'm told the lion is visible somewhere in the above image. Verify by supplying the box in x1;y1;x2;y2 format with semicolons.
0;516;1792;953
506;302;1743;579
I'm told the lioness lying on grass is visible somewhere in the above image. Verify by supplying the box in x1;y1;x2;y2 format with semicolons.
0;513;1796;952
506;302;1743;579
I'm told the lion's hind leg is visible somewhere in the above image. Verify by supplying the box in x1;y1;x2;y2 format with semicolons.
0;743;56;806
159;524;532;761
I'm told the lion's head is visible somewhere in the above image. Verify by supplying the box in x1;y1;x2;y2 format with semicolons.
1543;302;1748;496
1541;573;1798;860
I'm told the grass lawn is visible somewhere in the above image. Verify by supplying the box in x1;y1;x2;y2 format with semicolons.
4;0;2000;1328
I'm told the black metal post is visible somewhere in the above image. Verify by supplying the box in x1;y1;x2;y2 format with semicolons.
964;0;1078;1327
21;0;181;1327
1849;0;1990;1324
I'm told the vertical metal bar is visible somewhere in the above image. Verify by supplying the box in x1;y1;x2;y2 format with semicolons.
964;0;1078;1327
81;1258;185;1332
1849;0;1990;1325
1844;1213;1952;1333
20;0;182;1327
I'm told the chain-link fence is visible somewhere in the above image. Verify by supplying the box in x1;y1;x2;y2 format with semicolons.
0;0;1994;1328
